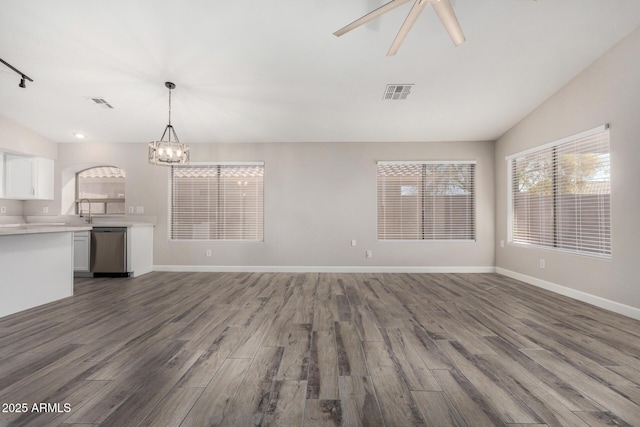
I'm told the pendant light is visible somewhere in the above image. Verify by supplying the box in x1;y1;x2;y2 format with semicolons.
148;81;190;166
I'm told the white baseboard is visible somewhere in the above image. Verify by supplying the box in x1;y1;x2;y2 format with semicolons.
496;267;640;321
154;265;496;274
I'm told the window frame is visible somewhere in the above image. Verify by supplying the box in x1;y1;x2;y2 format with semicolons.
75;166;126;216
169;161;265;242
506;124;611;258
377;160;477;242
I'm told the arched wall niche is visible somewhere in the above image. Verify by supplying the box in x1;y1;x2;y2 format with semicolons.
60;163;126;215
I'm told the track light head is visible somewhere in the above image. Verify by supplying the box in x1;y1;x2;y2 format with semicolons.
1;58;33;89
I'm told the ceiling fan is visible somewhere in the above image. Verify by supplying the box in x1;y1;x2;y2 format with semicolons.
334;0;465;56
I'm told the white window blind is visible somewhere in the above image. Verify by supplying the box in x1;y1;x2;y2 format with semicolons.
171;163;264;240
508;126;610;257
377;162;476;240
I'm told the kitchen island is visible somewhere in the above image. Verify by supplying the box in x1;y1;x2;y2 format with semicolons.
0;225;91;318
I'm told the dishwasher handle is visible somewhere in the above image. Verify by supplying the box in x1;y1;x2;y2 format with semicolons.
92;227;127;233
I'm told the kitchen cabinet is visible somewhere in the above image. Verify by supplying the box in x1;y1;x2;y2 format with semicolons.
74;230;91;275
0;229;79;318
4;155;54;200
128;225;154;277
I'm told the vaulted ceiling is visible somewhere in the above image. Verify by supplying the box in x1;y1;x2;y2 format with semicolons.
1;0;639;144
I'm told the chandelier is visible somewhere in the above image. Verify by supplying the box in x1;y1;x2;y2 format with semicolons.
148;81;190;166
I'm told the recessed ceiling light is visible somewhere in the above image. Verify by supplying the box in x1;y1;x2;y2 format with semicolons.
74;132;86;139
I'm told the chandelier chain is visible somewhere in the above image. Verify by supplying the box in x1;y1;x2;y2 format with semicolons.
168;86;172;127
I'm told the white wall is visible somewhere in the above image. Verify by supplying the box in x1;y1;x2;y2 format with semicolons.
0;114;57;158
56;139;495;271
495;27;640;312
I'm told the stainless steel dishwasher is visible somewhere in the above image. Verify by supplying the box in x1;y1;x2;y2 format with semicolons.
90;227;128;276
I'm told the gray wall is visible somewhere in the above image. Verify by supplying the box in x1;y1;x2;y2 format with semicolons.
54;139;495;270
495;27;640;309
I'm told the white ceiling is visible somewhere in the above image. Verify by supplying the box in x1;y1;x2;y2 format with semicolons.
1;0;639;144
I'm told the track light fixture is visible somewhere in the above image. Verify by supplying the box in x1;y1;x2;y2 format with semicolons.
0;58;33;89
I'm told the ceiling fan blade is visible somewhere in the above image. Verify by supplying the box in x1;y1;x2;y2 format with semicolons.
430;0;465;46
387;0;429;56
334;0;413;37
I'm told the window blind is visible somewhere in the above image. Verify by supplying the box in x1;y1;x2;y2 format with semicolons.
171;163;264;240
509;126;610;257
377;161;476;240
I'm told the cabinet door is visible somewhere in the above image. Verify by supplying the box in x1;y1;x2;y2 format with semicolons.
3;155;54;200
74;232;90;272
35;157;54;200
5;155;36;199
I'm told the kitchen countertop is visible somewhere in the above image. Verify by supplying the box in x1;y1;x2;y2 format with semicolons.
0;223;93;236
90;222;154;227
0;222;154;236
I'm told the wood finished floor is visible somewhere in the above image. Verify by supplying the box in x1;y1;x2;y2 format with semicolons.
1;272;639;426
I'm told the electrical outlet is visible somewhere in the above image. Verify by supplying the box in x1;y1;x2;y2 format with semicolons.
500;240;504;248
136;206;144;214
351;239;357;247
366;250;372;258
42;206;48;214
0;206;6;214
206;249;212;257
540;259;545;268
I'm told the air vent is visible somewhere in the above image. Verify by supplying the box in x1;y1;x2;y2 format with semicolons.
87;97;114;109
383;84;413;100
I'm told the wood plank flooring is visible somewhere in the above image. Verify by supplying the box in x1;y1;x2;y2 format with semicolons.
0;272;639;426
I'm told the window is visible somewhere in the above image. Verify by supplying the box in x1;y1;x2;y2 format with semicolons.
377;161;476;240
508;125;611;257
76;166;126;215
171;162;264;240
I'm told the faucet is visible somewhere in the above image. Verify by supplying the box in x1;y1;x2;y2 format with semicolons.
78;198;93;224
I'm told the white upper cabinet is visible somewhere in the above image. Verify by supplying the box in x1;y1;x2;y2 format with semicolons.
4;155;54;200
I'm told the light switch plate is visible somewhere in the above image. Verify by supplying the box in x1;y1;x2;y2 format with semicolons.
0;206;6;214
136;206;144;214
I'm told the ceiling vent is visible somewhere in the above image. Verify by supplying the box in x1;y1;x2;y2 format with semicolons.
383;84;413;100
87;97;114;109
